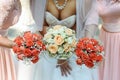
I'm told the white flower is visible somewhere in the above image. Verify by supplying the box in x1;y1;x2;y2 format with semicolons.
58;47;64;53
67;37;73;44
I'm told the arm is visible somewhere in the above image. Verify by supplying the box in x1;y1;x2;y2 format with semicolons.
0;35;15;48
0;0;21;48
39;20;48;36
84;0;99;38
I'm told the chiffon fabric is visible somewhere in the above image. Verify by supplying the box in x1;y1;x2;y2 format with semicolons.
86;0;120;80
0;0;21;80
0;30;16;80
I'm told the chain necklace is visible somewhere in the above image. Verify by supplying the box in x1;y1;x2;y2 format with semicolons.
54;0;68;10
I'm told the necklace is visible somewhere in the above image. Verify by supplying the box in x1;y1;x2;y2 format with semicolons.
54;0;68;10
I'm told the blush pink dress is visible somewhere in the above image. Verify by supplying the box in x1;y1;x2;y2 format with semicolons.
86;0;120;80
0;0;21;80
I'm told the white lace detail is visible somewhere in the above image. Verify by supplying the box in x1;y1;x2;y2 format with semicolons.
45;12;76;28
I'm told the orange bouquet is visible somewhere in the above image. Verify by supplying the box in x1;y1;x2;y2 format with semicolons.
75;38;104;68
12;31;45;64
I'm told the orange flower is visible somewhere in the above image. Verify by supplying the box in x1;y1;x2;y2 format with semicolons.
23;48;32;57
23;31;33;40
91;38;98;45
33;33;42;41
13;46;21;53
75;49;84;57
81;53;89;62
26;40;34;47
76;58;83;65
31;56;39;63
32;49;40;56
14;36;24;46
84;60;94;68
36;40;43;46
17;54;25;60
86;43;94;52
89;52;97;61
96;55;103;62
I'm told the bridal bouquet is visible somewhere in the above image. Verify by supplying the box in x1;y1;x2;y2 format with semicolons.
12;31;45;64
43;25;77;59
75;38;104;68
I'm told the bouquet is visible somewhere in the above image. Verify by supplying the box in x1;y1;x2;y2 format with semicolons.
12;31;45;64
75;38;104;68
43;25;77;59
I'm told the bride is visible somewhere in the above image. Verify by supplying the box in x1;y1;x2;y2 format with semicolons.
30;0;99;80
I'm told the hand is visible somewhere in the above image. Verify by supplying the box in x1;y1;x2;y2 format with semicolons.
56;59;72;76
0;36;16;48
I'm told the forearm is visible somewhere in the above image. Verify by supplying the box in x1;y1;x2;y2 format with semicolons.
40;26;48;36
0;36;15;48
85;24;98;38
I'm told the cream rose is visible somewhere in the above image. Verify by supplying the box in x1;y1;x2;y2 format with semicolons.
53;25;62;30
48;44;58;54
44;34;52;39
71;39;77;47
54;35;64;45
64;43;72;52
65;28;73;36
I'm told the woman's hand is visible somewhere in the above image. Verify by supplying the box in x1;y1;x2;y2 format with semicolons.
0;36;15;48
56;59;72;76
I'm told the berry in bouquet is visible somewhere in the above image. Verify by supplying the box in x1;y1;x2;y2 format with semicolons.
75;38;104;68
12;31;45;64
43;25;77;60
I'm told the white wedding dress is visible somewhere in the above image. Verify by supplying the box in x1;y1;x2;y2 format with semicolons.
34;12;99;80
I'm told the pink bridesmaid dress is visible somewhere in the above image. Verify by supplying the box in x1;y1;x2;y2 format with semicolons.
86;0;120;80
0;0;21;80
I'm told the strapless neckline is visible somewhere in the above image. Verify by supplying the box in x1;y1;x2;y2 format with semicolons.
46;11;76;21
45;11;76;28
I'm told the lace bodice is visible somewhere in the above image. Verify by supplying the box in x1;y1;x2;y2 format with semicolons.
0;0;21;36
45;12;76;28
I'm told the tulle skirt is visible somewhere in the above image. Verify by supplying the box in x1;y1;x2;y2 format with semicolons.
0;47;16;80
99;28;120;80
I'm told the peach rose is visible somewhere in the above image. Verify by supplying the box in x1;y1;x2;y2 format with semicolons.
65;28;73;36
48;44;58;54
54;35;64;45
64;43;72;52
53;25;62;30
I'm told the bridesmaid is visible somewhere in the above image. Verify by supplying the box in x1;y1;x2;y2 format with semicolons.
0;0;21;80
86;0;120;80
